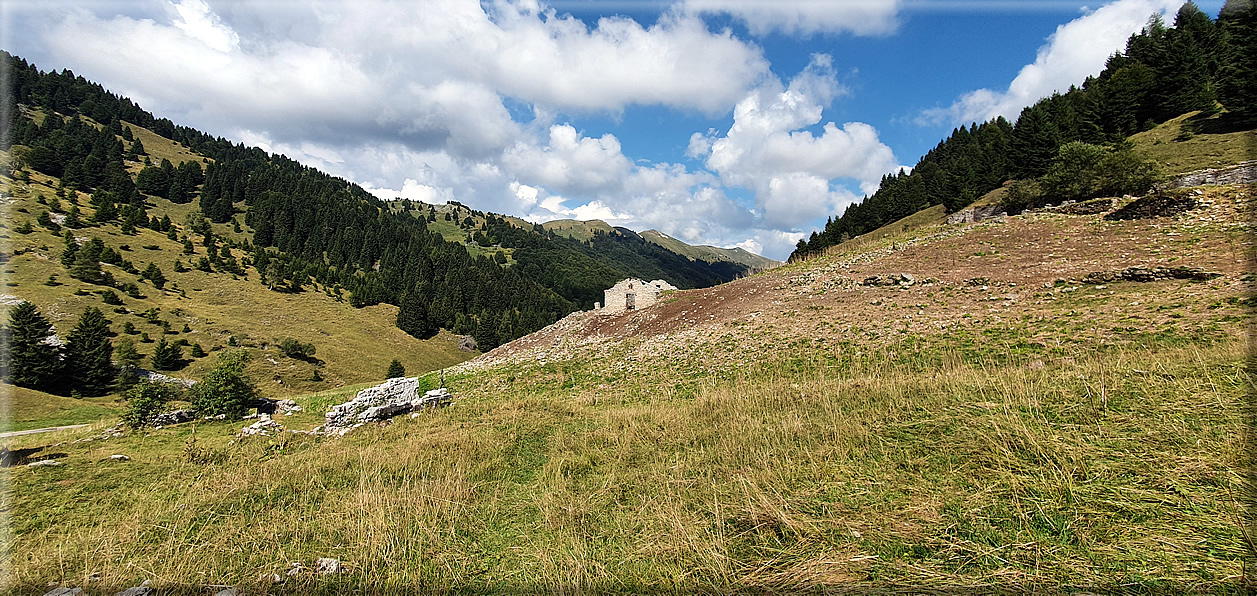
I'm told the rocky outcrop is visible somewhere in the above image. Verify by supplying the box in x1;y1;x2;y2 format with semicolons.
152;409;195;426
458;335;478;352
1104;191;1200;221
863;273;916;287
947;204;1006;225
1083;266;1221;284
240;414;284;437
1171;160;1257;187
324;378;453;436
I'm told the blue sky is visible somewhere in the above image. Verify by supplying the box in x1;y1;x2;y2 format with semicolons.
2;0;1223;259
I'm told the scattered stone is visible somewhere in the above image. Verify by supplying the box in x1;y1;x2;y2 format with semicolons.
43;587;83;596
316;557;344;575
72;424;126;444
239;414;284;437
258;572;282;584
109;454;130;461
133;369;195;387
1083;266;1221;285
213;589;241;596
324;378;453;436
286;562;305;577
152;409;195;426
116;579;152;596
862;273;915;287
1104;191;1200;221
28;459;61;468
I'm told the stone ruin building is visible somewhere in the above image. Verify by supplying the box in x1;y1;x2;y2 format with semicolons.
598;278;677;313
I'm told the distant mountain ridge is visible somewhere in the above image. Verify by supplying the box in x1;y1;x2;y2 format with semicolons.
537;218;778;271
0;51;760;353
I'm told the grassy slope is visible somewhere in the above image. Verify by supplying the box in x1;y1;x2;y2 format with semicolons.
5;176;1252;592
1;130;474;407
639;229;779;270
1130;110;1257;175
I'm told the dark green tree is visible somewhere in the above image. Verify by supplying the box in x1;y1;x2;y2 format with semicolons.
386;358;405;379
149;337;182;370
64;307;115;396
4;301;63;391
396;292;437;339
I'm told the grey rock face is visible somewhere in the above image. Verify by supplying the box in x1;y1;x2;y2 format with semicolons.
325;378;452;436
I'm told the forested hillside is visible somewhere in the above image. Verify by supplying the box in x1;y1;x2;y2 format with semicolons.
1;53;754;352
792;1;1256;260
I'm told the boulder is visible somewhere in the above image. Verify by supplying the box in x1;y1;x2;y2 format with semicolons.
458;335;478;352
152;409;195;426
239;414;284;437
325;378;453;436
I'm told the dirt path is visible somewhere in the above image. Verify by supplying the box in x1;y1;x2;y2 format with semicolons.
0;424;90;439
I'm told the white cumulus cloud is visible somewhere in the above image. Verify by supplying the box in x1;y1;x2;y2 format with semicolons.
919;0;1183;125
696;55;902;227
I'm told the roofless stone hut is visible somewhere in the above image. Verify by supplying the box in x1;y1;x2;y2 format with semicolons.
600;278;677;313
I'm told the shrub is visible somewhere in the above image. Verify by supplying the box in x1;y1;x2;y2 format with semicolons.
278;337;316;360
121;379;183;429
190;350;257;419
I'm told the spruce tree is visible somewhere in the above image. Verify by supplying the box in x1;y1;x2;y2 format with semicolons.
5;301;63;391
149;337;182;371
65;307;115;396
386;359;405;379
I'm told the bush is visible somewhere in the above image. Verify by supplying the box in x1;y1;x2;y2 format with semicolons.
278;337;316;360
1039;142;1161;204
189;350;257;419
1000;180;1045;215
121;380;183;429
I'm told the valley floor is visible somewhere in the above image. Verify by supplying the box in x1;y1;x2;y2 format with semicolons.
6;186;1255;593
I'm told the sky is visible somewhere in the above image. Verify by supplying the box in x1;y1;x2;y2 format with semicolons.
2;0;1223;260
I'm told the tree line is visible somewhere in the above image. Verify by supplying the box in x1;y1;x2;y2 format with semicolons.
791;1;1256;260
3;49;752;352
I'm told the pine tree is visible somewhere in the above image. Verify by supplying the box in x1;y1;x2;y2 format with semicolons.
386;359;405;379
149;337;182;371
5;301;63;391
65;307;115;396
61;230;79;269
1219;0;1257;121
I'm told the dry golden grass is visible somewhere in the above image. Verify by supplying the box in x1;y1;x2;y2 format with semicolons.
6;330;1250;593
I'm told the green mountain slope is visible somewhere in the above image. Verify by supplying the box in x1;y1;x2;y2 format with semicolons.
639;229;779;271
